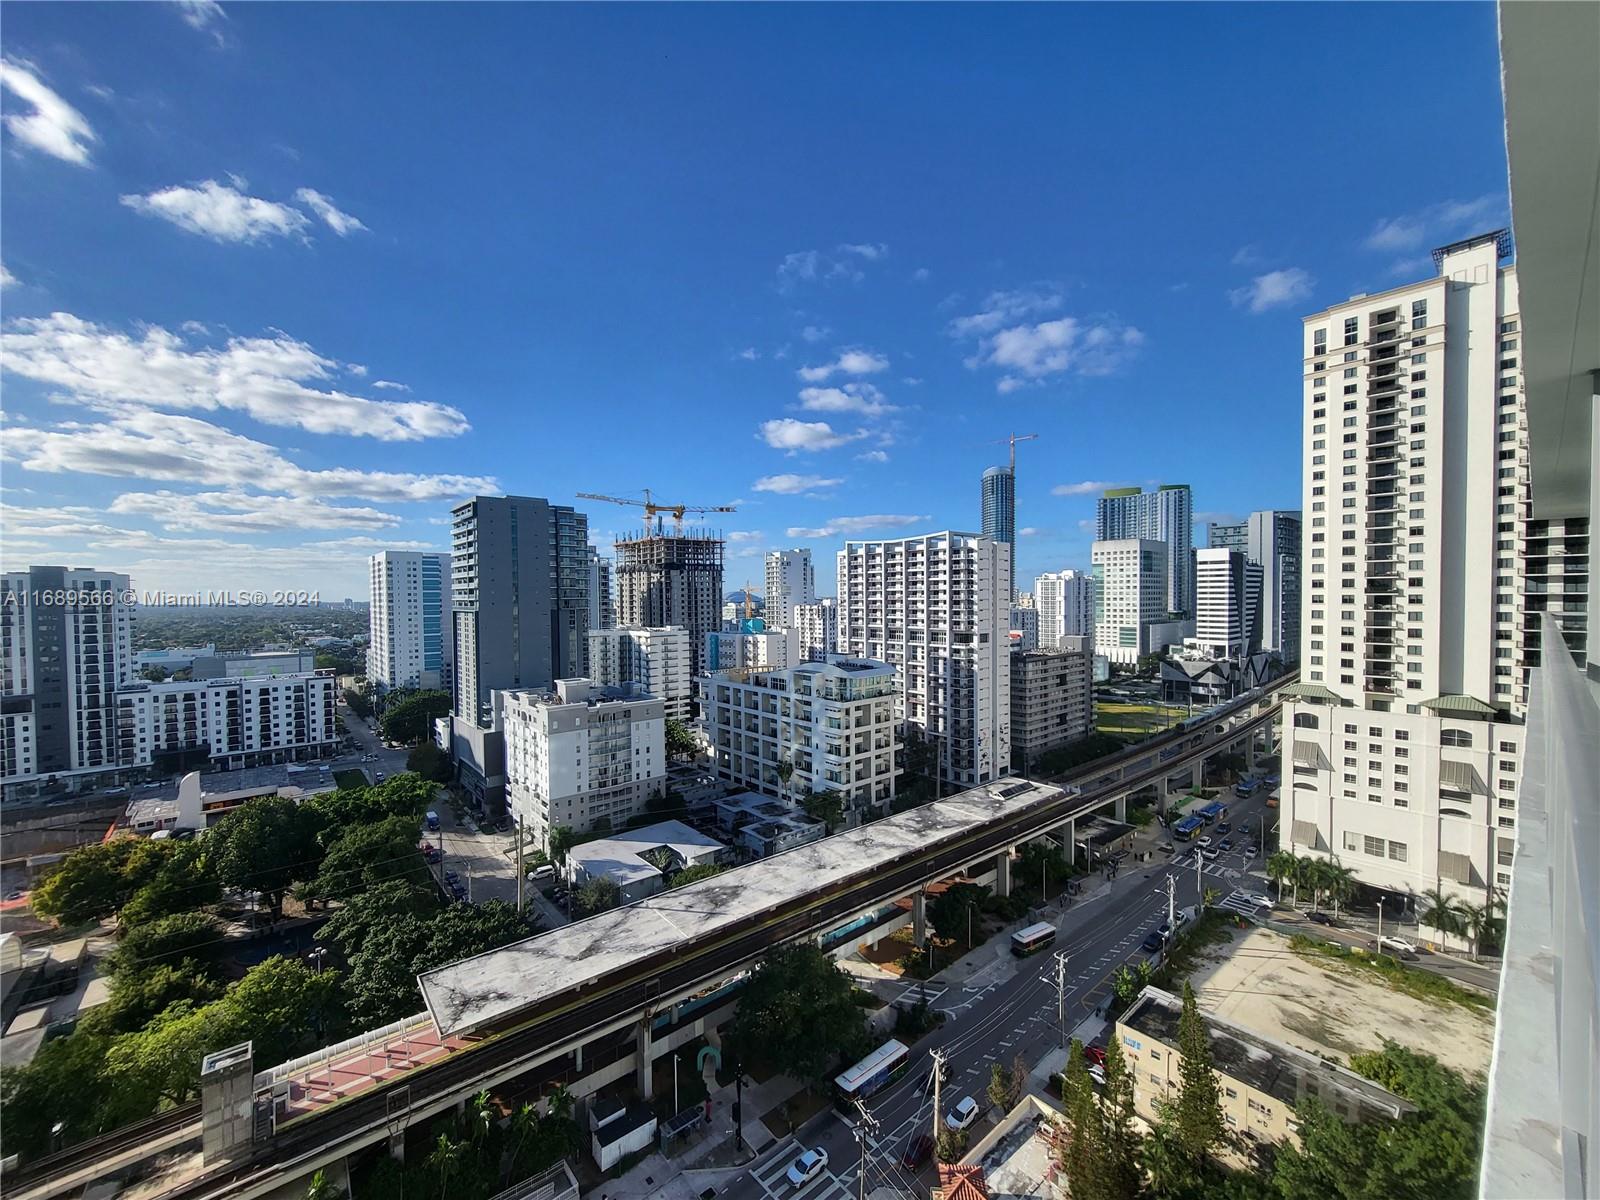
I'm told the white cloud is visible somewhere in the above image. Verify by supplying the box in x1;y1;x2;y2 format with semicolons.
966;318;1144;388
371;379;410;391
1363;195;1504;253
1;312;469;441
837;242;887;261
0;262;16;289
758;418;865;454
1017;527;1039;537
1;410;496;501
110;489;400;533
800;324;830;344
735;346;760;361
1231;244;1265;267
797;348;889;383
753;473;843;495
1052;480;1120;496
1387;255;1434;279
796;382;895;418
947;287;1063;338
785;514;928;539
121;180;309;243
777;244;888;292
911;267;931;283
0;58;97;165
1076;519;1095;533
1228;268;1314;314
855;449;889;464
172;0;227;40
726;530;765;543
293;188;367;236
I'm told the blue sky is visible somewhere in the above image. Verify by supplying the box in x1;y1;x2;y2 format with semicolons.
1;2;1512;600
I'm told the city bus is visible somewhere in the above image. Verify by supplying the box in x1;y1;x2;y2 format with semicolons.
1173;815;1204;842
1197;801;1228;825
834;1039;910;1109
1010;922;1057;958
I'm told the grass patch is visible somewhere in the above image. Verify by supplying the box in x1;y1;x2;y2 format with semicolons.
1287;934;1494;1012
1156;909;1240;984
1094;701;1186;739
334;769;368;790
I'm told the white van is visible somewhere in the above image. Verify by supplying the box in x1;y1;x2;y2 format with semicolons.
527;864;557;882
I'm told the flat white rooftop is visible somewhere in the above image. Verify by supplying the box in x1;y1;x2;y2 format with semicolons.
419;776;1064;1036
566;820;725;888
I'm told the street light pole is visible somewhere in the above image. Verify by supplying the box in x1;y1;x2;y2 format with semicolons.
1377;898;1385;942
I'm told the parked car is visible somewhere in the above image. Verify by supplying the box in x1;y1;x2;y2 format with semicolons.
528;864;557;882
898;1133;934;1170
1246;843;1262;858
1195;835;1213;848
1371;935;1418;959
945;1096;980;1131
1307;911;1335;926
1216;821;1233;835
786;1148;829;1186
1242;892;1273;909
444;870;459;883
1142;929;1166;953
1085;1045;1108;1067
1218;838;1233;852
1156;842;1175;855
1088;1063;1107;1086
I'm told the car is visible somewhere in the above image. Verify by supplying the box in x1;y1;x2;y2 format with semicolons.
1198;846;1219;861
1084;1045;1108;1067
4;889;23;901
1371;935;1418;958
1218;838;1233;852
945;1096;980;1131
1246;843;1262;858
1216;822;1233;835
1156;842;1175;855
1307;911;1335;926
444;870;459;883
786;1148;829;1186
1088;1063;1107;1086
1108;849;1129;864
1242;892;1273;909
1142;929;1166;952
1265;795;1280;809
1195;835;1213;848
898;1133;935;1170
375;772;385;781
528;865;557;882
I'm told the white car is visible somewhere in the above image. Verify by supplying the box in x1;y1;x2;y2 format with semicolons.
1088;1063;1107;1086
945;1095;980;1131
786;1147;828;1186
1197;846;1219;861
1195;835;1214;848
1242;892;1273;909
1373;935;1418;958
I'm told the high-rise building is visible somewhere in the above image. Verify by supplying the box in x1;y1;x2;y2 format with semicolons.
587;547;615;634
615;530;724;677
838;531;1010;788
1280;231;1529;906
981;465;1017;600
114;674;338;773
699;655;899;821
764;549;815;628
1190;549;1262;661
451;495;589;726
1096;484;1194;616
1034;569;1094;647
1;567;135;794
705;619;792;673
1243;510;1303;664
792;598;839;662
1207;520;1248;552
586;626;692;721
367;551;453;692
502;678;666;849
1009;644;1092;772
1008;605;1039;652
1091;539;1170;665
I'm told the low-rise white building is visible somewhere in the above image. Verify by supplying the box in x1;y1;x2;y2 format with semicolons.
502;678;667;849
698;654;898;821
705;620;793;672
586;626;692;721
113;674;338;772
709;790;827;857
564;819;727;903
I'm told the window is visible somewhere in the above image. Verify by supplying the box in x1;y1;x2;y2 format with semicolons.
1294;713;1319;729
1441;729;1473;748
1343;831;1359;852
1388;841;1407;862
1364;835;1385;856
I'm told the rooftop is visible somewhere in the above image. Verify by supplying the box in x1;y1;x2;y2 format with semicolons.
566;820;725;887
419;776;1064;1036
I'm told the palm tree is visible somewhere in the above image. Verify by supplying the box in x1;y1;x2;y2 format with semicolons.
546;1083;575;1122
1321;859;1356;921
1266;851;1296;905
1202;886;1221;911
468;1089;495;1147
1455;901;1500;962
775;756;794;806
1418;887;1463;946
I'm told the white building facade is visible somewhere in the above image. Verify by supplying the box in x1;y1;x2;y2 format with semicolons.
1190;548;1263;661
792;598;839;662
705;623;793;673
1091;539;1170;666
699;656;899;820
502;678;667;849
838;531;1010;788
764;549;816;628
1096;485;1194;617
586;626;692;721
113;674;339;770
367;551;453;692
1281;232;1528;905
1034;569;1093;647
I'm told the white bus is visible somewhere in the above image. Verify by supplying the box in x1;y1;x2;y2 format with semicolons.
833;1039;910;1108
1010;922;1057;957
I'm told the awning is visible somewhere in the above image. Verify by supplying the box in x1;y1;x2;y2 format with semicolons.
1437;850;1476;886
1280;683;1344;703
1293;741;1326;767
1439;758;1487;795
1291;820;1321;850
1422;694;1497;718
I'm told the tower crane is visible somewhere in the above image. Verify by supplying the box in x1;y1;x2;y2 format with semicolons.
575;489;737;536
990;432;1039;473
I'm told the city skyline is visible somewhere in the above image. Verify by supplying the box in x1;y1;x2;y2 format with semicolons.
0;3;1512;596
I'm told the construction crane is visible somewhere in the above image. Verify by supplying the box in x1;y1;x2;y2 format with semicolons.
576;488;737;536
990;432;1039;473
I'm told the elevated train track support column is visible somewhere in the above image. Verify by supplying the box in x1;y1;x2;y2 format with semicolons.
636;1019;654;1100
994;850;1013;898
912;887;928;945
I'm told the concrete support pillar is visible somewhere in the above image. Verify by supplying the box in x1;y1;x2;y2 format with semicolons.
1114;793;1127;824
636;1019;654;1101
912;889;928;945
1066;817;1078;867
1246;738;1258;773
388;1130;406;1164
574;1042;584;1073
995;850;1013;898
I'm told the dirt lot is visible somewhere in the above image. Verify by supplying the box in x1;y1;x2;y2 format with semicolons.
1185;926;1493;1081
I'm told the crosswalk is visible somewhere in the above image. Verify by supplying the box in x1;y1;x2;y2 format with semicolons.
1214;888;1270;919
750;1137;855;1200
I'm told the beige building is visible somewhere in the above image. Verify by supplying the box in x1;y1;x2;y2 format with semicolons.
1009;644;1092;772
1116;986;1414;1163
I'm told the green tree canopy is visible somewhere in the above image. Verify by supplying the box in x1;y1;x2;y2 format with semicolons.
927;882;989;947
83;960;224;1036
670;863;727;888
31;836;194;927
343;687;373;719
576;875;621;916
206;795;323;918
317;879;439;960
664;718;699;759
800;790;846;833
726;944;869;1086
1099;1038;1143;1199
0;1030;158;1162
406;739;454;783
1172;979;1226;1164
1058;1039;1104;1199
379;690;451;745
308;814;430;902
109;910;220;979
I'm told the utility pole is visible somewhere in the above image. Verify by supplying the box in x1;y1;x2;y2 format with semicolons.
851;1098;880;1200
515;819;525;915
1167;873;1177;932
930;1048;947;1151
1054;951;1070;1045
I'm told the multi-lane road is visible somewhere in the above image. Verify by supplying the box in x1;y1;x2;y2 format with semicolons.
729;791;1277;1199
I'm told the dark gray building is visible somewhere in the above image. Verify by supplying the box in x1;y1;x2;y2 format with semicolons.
614;531;724;677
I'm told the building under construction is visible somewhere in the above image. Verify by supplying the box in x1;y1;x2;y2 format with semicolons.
613;529;724;677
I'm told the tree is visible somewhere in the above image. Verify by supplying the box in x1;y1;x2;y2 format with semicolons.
1099;1040;1143;1200
726;943;868;1086
936;1129;968;1163
223;955;349;1068
575;875;622;916
317;879;438;960
106;1000;241;1106
775;756;795;803
669;863;726;888
1454;901;1499;962
1111;960;1154;1013
406;739;453;783
1320;859;1357;921
664;717;699;759
988;1060;1020;1114
85;960;224;1035
303;1169;343;1200
343;687;373;720
378;690;451;745
1418;887;1465;946
120;841;221;927
928;882;989;949
31;836;181;927
308;814;429;902
139;663;171;683
0;1030;158;1162
547;825;576;863
1172;980;1225;1165
1058;1039;1104;1200
206;796;323;918
109;911;220;978
800;789;846;834
1265;851;1297;907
